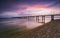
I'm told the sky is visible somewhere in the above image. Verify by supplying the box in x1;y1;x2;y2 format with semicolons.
0;0;60;18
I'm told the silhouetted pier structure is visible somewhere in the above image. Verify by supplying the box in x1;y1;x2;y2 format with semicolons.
15;14;60;24
26;14;60;24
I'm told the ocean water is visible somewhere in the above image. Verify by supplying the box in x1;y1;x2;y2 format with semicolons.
0;16;60;32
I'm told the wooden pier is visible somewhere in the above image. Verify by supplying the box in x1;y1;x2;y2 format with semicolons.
19;14;60;24
35;14;60;24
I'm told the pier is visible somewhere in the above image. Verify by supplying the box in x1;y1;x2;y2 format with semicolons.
26;14;60;23
16;14;60;24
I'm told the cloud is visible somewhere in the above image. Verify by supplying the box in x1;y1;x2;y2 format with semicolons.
0;0;60;13
0;0;60;18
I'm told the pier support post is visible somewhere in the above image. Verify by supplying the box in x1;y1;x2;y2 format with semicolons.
42;16;45;23
36;16;39;22
51;15;54;21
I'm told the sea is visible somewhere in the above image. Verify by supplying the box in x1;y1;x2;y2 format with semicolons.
0;16;60;32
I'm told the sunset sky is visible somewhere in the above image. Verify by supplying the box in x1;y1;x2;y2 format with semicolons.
0;0;60;18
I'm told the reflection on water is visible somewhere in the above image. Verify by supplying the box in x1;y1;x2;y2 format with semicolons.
0;16;60;31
